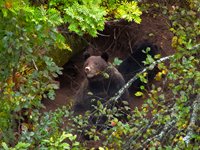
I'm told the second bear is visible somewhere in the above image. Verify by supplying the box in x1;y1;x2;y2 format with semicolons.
118;41;160;92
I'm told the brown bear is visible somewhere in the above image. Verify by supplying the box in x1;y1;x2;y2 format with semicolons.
73;52;129;113
117;41;160;92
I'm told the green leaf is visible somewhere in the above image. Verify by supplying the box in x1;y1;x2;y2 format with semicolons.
16;142;31;149
103;72;110;79
1;142;9;150
135;91;144;97
113;57;123;66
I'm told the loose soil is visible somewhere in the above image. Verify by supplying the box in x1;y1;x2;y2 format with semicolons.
42;11;175;113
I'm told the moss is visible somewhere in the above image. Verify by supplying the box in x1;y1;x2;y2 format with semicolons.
49;34;86;67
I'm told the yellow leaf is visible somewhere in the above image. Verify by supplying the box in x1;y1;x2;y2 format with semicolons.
162;69;167;75
143;107;147;112
135;91;144;97
5;1;13;9
182;124;187;129
99;147;104;150
172;36;178;48
143;72;147;77
154;54;161;59
155;72;162;81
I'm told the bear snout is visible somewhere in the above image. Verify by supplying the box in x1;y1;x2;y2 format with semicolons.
85;66;94;78
85;66;91;73
84;66;98;78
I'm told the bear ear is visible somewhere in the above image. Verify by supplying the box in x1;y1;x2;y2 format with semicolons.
101;52;109;62
83;51;90;60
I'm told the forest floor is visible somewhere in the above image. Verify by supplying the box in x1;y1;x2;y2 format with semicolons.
42;9;175;113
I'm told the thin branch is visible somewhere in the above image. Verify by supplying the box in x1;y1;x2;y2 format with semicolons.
141;119;176;148
97;33;110;37
109;55;174;103
139;94;200;147
139;101;178;148
123;102;176;149
183;94;200;144
32;59;38;71
188;43;200;50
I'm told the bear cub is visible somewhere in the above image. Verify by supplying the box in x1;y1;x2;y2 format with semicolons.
118;41;160;92
73;52;129;113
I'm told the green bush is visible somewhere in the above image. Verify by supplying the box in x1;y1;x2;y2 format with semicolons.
1;0;199;149
0;0;66;142
48;0;142;36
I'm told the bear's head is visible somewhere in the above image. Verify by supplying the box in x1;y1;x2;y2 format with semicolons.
83;52;109;79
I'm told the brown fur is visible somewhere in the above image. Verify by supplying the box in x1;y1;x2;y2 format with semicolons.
73;52;129;113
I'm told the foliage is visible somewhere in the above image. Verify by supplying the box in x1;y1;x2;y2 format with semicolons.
47;0;142;36
0;0;199;149
0;0;66;143
48;0;106;37
2;142;30;150
1;106;81;149
102;0;142;23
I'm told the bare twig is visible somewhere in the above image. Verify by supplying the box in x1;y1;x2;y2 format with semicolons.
123;102;176;149
97;33;110;37
32;59;38;71
109;55;174;103
141;119;176;148
183;94;200;144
